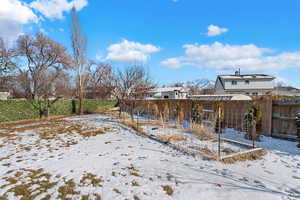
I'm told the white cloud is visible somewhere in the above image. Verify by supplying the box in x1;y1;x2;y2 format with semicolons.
161;42;300;72
161;58;182;68
106;39;160;63
30;0;88;19
0;0;38;41
274;76;288;86
206;24;228;37
0;0;38;24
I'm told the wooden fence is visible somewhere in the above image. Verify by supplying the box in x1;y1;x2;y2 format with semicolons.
122;99;300;140
123;99;274;137
271;101;300;140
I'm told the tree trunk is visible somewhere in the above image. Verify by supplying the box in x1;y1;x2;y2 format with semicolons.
130;102;134;122
45;100;50;118
78;83;84;115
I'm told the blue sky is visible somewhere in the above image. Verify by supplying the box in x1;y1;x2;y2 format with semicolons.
2;0;300;87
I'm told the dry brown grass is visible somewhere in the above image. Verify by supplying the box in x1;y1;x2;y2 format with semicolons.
0;168;105;200
1;168;58;200
188;125;216;141
157;134;187;143
137;120;163;127
80;173;102;187
133;195;141;200
112;188;121;194
122;120;149;136
0;115;74;129
89;108;119;115
58;179;79;199
199;147;218;160
162;185;173;196
131;180;140;186
6;119;108;140
79;129;105;137
0;132;16;137
0;119;109;153
221;149;267;164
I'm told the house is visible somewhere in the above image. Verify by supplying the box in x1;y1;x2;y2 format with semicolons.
215;71;275;96
190;94;252;101
0;90;10;100
270;86;300;97
145;87;189;99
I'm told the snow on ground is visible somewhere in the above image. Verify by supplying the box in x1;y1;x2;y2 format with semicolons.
140;123;250;157
0;114;299;200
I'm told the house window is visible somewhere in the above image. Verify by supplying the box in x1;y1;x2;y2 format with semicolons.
231;80;237;85
245;80;250;84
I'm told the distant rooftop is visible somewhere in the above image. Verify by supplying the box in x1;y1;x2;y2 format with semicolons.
148;87;188;93
191;94;252;101
219;73;275;80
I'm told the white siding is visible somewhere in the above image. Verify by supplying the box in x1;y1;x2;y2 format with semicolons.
224;79;274;90
0;92;9;100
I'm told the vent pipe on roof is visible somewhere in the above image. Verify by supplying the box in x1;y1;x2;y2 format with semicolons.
235;69;240;76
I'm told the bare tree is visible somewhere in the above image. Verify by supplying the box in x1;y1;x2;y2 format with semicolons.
0;38;15;76
113;65;154;119
86;62;114;99
0;38;16;91
169;78;214;95
14;33;71;117
70;7;88;114
53;72;73;99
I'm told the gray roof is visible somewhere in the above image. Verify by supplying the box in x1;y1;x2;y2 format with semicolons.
191;94;252;101
148;87;189;93
219;74;275;80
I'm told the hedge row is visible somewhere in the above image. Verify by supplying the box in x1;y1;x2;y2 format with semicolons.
0;99;116;123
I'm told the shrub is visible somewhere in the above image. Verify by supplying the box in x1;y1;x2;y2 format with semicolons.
0;99;116;123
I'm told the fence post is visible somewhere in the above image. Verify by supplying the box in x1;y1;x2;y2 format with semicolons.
296;113;300;148
147;102;150;123
137;111;139;129
218;106;221;159
252;119;256;148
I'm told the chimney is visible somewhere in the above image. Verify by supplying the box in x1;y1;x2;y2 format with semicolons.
234;68;241;76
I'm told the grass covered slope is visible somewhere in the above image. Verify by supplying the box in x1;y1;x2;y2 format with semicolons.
0;99;116;122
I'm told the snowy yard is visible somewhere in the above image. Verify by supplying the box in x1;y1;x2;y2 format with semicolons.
0;114;299;200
